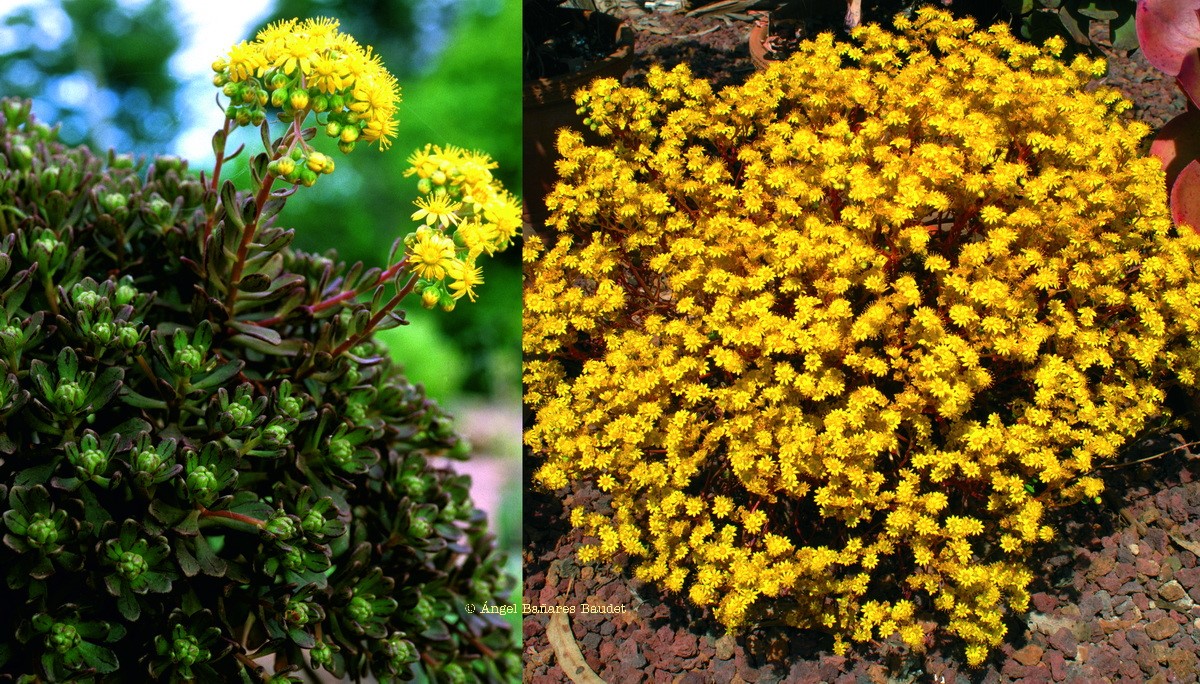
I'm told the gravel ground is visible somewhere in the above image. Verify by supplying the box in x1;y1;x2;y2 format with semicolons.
524;4;1195;682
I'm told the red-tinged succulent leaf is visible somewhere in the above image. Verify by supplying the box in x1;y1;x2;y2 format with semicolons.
1149;108;1200;186
1171;159;1200;231
1180;48;1200;107
1137;0;1200;75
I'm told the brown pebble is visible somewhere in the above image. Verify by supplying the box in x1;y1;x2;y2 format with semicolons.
1158;579;1187;603
1146;616;1180;641
1013;644;1045;666
715;634;736;661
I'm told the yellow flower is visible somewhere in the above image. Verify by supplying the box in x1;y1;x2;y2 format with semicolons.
406;227;457;281
411;192;462;228
446;259;484;302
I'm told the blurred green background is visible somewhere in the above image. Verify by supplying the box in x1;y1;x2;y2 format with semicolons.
0;0;522;649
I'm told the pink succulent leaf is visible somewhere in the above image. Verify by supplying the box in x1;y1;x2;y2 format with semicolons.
1170;159;1200;232
1180;49;1200;107
1149;109;1200;187
1137;0;1200;76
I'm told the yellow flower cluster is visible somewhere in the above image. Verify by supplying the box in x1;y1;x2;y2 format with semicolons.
525;8;1200;666
212;17;400;151
403;145;521;308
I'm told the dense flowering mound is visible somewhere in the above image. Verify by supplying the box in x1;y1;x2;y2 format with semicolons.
524;8;1200;665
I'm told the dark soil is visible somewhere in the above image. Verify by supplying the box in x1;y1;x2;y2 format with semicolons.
524;3;1193;682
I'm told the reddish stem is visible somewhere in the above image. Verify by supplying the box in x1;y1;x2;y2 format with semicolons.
204;117;234;243
257;258;410;327
329;273;419;358
199;505;265;529
226;173;278;312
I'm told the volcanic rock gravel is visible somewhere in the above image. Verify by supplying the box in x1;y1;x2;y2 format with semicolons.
523;3;1194;681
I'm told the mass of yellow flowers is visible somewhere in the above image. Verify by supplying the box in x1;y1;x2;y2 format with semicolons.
404;145;522;309
525;8;1200;666
212;17;400;153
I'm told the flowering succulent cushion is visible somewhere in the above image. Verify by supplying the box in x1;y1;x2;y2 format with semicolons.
525;8;1200;665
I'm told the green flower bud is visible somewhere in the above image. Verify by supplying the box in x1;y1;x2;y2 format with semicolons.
0;324;22;354
298;167;318;187
301;509;326;536
222;82;240;98
284;598;314;626
117;550;148;580
328;94;345;110
264;424;289;443
413;595;435;622
328;437;353;466
101;192;127;213
115;282;137;306
265;513;298;540
47;623;80;654
269;72;288;90
54;379;84;411
250;110;266;126
408;518;431;539
186;465;218;501
117;325;141;350
73;289;100;310
337;140;356;155
325;121;343;138
91;321;113;344
339;126;359;144
171;634;203;666
385;635;416;666
174;345;202;374
399;475;428;497
310;640;333;666
347;595;374;622
431;170;447;186
226;402;252;428
235;108;252;126
26;514;59;548
416;177;432;194
134;448;161;474
77;448;108;477
279;396;302;417
11;143;32;169
282;546;305;570
240;88;257;105
270;88;288;108
311;94;329;112
212;73;228;87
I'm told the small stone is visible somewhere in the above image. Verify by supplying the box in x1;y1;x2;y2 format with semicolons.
1088;555;1115;579
1146;617;1180;641
1048;627;1077;655
1159;579;1187;603
1033;592;1060;613
618;638;647;669
671;633;698;659
715;634;736;661
1136;557;1160;577
1129;543;1140;556
1046;649;1067;682
1014;644;1045;666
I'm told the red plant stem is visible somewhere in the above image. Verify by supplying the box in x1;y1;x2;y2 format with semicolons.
257;258;410;327
226;173;278;312
199;506;265;529
329;273;419;358
204;117;235;243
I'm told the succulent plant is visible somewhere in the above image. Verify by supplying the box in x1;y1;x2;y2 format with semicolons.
0;63;517;684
